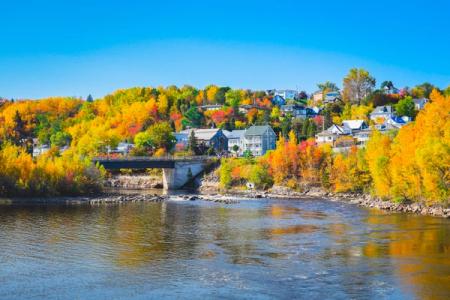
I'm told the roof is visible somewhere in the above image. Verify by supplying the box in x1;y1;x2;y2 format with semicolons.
200;104;222;109
372;105;393;114
223;130;245;139
244;125;273;136
413;98;428;104
180;128;222;141
342;120;366;130
275;89;297;94
316;130;339;137
325;91;340;97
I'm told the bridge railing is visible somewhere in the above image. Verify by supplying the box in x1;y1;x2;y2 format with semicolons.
92;155;217;162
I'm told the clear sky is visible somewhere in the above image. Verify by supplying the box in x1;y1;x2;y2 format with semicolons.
1;0;449;99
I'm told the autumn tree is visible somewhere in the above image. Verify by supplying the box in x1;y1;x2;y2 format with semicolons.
342;68;376;104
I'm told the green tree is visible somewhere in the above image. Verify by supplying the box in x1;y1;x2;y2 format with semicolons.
182;105;203;128
317;81;339;93
146;122;176;150
12;110;26;145
134;131;154;150
243;149;254;159
395;97;416;118
215;87;230;104
188;131;198;154
343;68;376;104
411;82;437;98
50;131;71;147
225;90;242;110
380;81;395;93
232;144;239;153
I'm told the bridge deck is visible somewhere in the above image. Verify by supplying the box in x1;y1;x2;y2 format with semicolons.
92;156;213;170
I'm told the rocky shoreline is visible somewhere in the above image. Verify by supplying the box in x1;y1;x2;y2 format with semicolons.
199;183;450;218
4;183;448;218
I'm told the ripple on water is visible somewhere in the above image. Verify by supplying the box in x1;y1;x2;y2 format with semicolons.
0;198;449;299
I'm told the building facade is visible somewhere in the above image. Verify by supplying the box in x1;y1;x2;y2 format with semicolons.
242;125;276;156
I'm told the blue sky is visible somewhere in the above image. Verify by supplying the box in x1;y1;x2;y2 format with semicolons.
1;0;449;99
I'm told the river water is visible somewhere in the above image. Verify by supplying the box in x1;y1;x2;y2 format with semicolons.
0;197;449;299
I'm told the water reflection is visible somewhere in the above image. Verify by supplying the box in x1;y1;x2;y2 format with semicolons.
0;199;449;299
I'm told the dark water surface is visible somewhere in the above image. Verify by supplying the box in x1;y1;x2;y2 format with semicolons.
0;197;449;299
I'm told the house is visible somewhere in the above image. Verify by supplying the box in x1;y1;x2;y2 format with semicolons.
342;120;368;132
274;89;298;100
238;104;270;114
281;105;317;119
32;144;50;157
353;129;372;145
242;125;276;156
323;91;341;104
386;116;410;128
280;104;299;115
174;132;189;146
116;142;134;155
200;104;222;111
107;142;134;155
179;128;228;152
315;124;351;145
223;130;245;155
272;95;286;106
370;105;394;122
413;98;428;110
312;91;323;103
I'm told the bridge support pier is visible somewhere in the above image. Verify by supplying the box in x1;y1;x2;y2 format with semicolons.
162;161;206;190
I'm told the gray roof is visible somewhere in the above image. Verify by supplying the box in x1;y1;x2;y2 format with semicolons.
413;98;428;104
244;125;273;136
180;128;222;141
223;130;245;139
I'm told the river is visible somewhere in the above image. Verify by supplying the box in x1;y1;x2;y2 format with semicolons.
0;197;449;299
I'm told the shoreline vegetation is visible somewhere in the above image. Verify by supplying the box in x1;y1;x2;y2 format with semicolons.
0;80;448;209
218;89;449;208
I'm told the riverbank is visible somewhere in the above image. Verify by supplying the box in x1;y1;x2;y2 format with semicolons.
199;180;450;218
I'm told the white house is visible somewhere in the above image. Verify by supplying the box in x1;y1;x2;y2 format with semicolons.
223;130;245;155
315;124;351;145
32;145;50;157
200;104;222;111
342;120;368;132
274;89;298;100
370;105;394;122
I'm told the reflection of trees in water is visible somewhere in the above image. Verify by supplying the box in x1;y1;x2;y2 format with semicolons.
0;202;449;299
104;202;205;268
321;211;450;299
200;206;268;265
364;212;450;300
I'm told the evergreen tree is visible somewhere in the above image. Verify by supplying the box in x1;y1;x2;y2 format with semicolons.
86;94;94;102
12;110;26;145
188;131;198;154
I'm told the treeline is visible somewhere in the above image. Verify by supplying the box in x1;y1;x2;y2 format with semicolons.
220;90;449;205
0;143;103;197
0;69;449;197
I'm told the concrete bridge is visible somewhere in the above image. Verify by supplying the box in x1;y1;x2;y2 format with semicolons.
93;156;215;190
